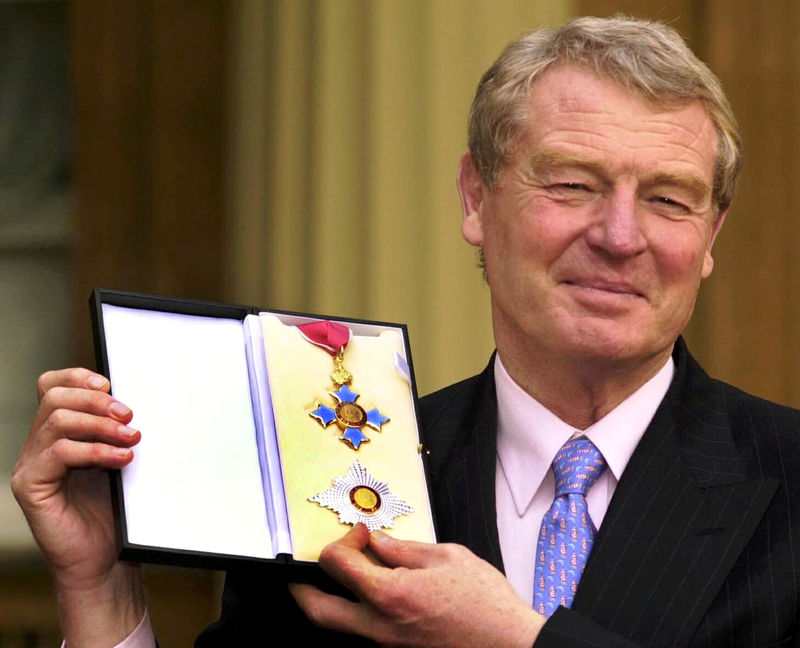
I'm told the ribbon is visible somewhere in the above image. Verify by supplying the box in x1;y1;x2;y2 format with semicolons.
297;321;352;355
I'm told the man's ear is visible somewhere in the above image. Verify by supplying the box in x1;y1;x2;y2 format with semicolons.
701;209;727;279
457;152;486;247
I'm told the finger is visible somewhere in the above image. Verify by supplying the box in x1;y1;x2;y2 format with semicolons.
15;438;134;505
317;524;384;597
38;410;140;447
49;437;134;472
368;530;443;569
33;386;133;435
324;522;371;554
289;583;372;636
38;368;110;400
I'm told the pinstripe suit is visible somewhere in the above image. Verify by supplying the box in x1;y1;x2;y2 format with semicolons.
197;338;800;647
424;337;800;647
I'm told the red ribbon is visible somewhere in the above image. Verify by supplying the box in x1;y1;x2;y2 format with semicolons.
297;320;352;356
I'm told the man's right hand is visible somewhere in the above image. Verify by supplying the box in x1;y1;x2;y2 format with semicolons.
11;368;146;647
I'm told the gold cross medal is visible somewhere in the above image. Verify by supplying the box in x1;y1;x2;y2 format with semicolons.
309;460;414;530
300;321;390;450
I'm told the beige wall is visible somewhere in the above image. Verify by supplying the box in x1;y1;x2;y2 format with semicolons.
226;0;575;395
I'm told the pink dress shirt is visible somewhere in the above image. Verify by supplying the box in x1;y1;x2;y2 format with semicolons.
494;353;674;605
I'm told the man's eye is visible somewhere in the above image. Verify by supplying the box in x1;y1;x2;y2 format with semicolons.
557;182;590;191
649;195;689;213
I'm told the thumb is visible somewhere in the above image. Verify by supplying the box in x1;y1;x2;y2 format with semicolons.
368;531;440;569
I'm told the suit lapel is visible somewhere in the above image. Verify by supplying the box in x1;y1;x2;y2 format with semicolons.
572;340;778;645
422;359;505;572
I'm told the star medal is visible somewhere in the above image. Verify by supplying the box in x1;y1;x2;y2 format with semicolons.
299;320;390;450
309;460;414;530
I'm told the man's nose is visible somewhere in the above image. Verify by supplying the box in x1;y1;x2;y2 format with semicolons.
584;187;647;258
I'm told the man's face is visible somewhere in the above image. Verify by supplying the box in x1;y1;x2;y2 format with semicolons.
458;66;725;369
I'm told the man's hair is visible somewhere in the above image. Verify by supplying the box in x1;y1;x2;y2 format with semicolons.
468;15;742;214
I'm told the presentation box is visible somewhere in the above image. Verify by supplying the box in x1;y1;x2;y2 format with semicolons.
91;289;436;570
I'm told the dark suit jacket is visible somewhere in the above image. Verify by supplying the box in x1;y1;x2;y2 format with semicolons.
197;339;800;647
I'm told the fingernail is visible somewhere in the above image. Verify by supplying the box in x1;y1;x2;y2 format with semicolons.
87;375;107;389
117;424;139;437
110;401;131;418
113;447;132;458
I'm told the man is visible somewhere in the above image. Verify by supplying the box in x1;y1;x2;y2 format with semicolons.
13;15;800;647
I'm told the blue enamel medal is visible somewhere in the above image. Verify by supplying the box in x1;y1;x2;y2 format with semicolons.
299;321;390;450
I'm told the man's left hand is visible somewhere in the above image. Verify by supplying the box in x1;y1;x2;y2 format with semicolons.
290;524;545;647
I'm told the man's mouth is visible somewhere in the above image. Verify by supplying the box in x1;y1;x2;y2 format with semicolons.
563;278;644;298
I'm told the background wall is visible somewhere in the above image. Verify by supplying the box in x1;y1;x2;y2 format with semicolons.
71;0;573;396
2;0;798;644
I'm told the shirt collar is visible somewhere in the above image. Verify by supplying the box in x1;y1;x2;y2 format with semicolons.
494;353;674;516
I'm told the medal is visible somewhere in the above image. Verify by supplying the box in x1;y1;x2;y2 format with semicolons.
300;321;390;450
309;460;414;530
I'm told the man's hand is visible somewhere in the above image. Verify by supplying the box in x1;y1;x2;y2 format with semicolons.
290;524;545;647
11;368;145;646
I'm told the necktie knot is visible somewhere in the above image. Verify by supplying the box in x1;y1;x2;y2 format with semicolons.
552;438;606;498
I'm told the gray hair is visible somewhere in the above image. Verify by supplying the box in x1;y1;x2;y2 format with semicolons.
468;15;742;214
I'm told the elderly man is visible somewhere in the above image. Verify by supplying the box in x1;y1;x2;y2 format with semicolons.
13;15;800;648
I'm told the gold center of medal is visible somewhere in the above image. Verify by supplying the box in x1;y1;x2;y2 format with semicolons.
349;486;381;513
336;402;367;429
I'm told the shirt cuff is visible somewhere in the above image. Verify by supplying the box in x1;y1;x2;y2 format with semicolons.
61;609;154;648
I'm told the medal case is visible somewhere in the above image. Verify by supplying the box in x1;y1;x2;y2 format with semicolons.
91;289;436;570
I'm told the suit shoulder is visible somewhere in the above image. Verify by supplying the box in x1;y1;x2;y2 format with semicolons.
419;373;486;426
675;346;800;436
712;376;800;426
708;377;800;480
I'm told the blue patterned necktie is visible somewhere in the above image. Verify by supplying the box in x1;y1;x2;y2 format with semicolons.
533;438;607;617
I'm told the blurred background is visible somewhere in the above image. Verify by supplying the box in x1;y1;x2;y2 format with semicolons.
2;0;798;644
